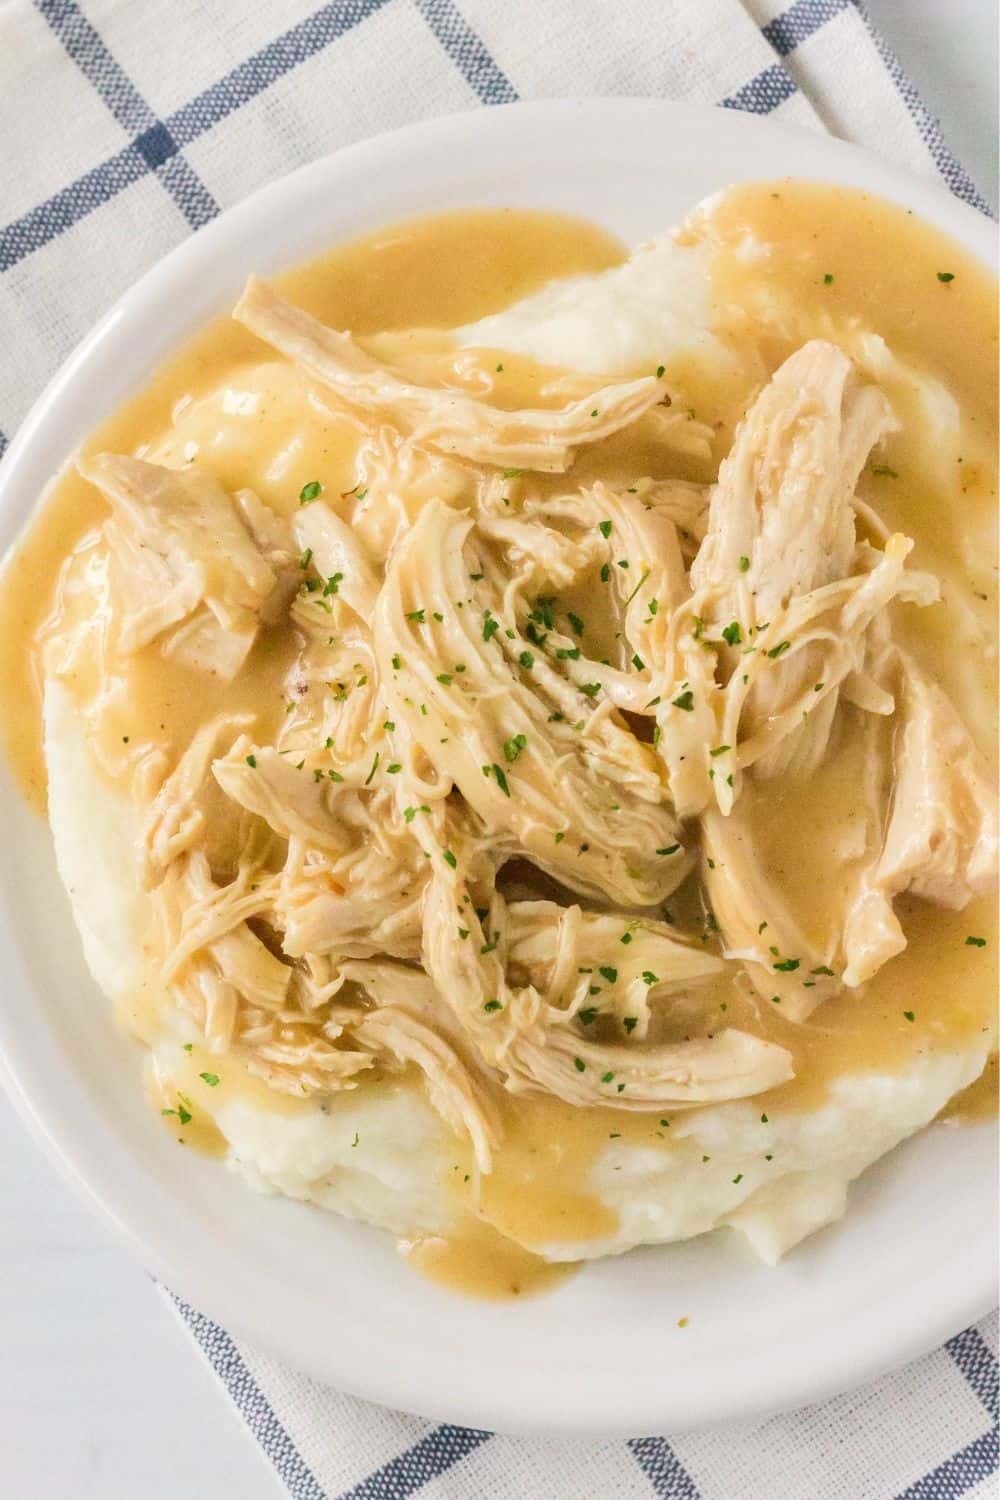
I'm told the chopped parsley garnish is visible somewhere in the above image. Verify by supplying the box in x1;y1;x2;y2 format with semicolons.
598;965;618;984
632;653;645;671
657;844;680;856
767;640;791;660
732;1173;743;1185
574;1056;586;1072
871;464;899;478
556;646;581;660
385;763;402;774
503;733;527;763
622;1016;638;1033
482;611;500;642
364;753;379;785
903;1010;915;1022
620;931;633;946
721;620;742;646
600;563;611;583
518;650;534;670
656;364;665;378
965;935;987;947
642;971;659;985
671;690;694;711
579;682;601;698
738;555;750;572
823;273;834;285
710;744;731;757
773;957;800;972
489;763;510;797
567;611;585;637
245;754;257;768
937;271;954;282
598;520;612;538
323;572;343;596
199;1072;220;1088
299;548;313;569
391;654;402;670
405;608;425;623
579;1007;599;1026
442;850;457;869
811;965;835;976
502;467;525;478
299;480;322;504
436;672;453;685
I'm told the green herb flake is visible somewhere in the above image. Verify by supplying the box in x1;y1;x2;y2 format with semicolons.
622;1016;638;1033
767;640;791;660
773;957;800;972
406;608;425;624
965;935;987;947
490;763;511;797
579;1007;599;1026
937;271;954;283
823;273;834;285
503;733;527;763
518;650;534;670
199;1072;220;1088
436;672;453;685
580;682;601;698
598;965;618;984
442;850;458;869
671;690;694;711
871;464;899;478
245;754;257;768
738;555;750;572
574;1056;587;1072
364;753;379;786
299;480;322;504
598;520;612;538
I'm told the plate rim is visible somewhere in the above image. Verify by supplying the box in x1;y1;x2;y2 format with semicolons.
0;96;995;1438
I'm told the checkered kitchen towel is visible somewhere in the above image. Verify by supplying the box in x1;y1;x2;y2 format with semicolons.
1;1;997;1496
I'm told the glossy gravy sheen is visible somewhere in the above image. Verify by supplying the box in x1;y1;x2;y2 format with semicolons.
0;186;995;1300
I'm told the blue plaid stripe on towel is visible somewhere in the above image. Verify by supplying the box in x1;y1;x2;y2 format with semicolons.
1;1;996;1496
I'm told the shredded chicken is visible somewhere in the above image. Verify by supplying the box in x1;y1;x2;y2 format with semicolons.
659;342;936;818
66;287;995;1175
79;454;282;678
234;275;668;472
842;651;998;985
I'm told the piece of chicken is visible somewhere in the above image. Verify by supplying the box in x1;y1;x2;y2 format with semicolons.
842;652;998;985
234;276;667;472
79;454;281;679
658;342;935;817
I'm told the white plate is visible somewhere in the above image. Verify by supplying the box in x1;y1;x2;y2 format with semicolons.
0;99;995;1438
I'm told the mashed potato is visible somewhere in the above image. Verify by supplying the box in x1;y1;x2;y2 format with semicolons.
30;186;995;1293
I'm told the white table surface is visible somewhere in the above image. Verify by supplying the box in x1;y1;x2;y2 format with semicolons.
1;5;995;1496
